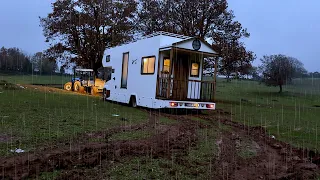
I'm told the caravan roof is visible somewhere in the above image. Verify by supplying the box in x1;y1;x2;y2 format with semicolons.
106;31;218;56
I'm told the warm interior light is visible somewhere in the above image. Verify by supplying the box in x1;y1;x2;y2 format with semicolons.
163;59;170;72
191;62;199;76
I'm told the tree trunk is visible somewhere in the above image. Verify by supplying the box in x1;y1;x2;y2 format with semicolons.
279;84;283;93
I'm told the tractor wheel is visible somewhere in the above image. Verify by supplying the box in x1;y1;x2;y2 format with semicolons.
91;86;98;96
74;81;81;92
64;82;72;91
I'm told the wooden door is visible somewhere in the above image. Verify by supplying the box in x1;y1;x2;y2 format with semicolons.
172;53;189;100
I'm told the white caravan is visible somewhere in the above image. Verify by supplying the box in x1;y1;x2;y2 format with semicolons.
102;31;218;110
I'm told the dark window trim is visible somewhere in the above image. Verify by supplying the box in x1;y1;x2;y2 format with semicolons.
141;55;156;75
121;52;129;89
190;61;200;78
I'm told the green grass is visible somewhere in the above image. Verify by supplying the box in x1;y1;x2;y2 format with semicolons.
1;74;320;178
107;128;219;180
189;116;211;125
30;170;61;180
108;157;191;180
186;128;218;163
236;138;259;159
0;74;71;84
214;78;320;151
110;130;152;141
158;117;178;125
0;82;148;156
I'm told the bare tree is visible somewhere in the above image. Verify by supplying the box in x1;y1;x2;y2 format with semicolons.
259;54;306;93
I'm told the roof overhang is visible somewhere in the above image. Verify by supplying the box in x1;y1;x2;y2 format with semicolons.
159;37;219;57
159;46;218;57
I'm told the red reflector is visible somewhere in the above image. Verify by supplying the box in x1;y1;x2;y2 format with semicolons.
206;104;214;108
170;102;178;107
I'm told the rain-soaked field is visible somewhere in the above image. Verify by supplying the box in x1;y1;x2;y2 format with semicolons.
0;74;319;179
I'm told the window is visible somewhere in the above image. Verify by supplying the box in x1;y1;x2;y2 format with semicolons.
191;62;200;77
163;58;170;73
121;52;129;88
141;56;155;74
106;55;110;62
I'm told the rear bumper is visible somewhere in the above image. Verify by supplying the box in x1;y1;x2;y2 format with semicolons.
163;101;215;110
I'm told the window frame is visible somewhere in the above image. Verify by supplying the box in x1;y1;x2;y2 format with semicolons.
190;61;200;77
121;52;129;89
141;55;156;75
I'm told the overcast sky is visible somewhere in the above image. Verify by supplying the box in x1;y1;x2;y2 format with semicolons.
0;0;319;72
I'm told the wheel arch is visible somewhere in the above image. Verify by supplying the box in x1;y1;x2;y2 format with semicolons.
128;93;138;105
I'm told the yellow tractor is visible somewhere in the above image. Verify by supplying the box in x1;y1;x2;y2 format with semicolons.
63;68;107;95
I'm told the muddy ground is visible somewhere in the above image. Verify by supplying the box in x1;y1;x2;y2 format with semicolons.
0;85;319;179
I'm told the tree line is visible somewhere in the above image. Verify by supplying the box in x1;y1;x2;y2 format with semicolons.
0;47;58;75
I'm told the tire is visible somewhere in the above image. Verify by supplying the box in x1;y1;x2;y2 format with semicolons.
64;82;72;91
129;96;137;108
102;89;107;101
73;81;81;92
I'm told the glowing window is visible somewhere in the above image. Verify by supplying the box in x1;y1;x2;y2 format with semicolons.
141;56;155;74
191;62;199;77
163;58;170;72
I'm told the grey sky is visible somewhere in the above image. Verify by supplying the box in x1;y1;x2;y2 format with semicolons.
0;0;319;72
228;0;320;72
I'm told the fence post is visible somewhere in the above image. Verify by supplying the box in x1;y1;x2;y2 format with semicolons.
213;58;218;101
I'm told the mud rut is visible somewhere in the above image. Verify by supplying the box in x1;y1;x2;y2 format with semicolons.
1;109;319;180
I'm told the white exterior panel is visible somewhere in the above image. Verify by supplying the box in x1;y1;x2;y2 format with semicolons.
102;32;217;110
103;36;161;106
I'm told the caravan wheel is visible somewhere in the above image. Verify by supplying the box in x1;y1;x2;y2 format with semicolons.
129;96;137;108
102;89;107;101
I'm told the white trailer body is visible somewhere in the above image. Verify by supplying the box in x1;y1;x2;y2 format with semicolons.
102;31;218;110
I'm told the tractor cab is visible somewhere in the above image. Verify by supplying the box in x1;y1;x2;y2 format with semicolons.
73;69;94;87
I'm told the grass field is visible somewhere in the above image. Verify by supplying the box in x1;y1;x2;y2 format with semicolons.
0;73;71;85
1;75;320;151
0;80;149;156
213;77;320;151
1;74;320;179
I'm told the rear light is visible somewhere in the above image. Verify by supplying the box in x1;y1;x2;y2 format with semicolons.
206;104;214;108
170;102;178;107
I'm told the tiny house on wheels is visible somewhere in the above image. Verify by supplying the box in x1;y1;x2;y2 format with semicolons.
102;31;218;110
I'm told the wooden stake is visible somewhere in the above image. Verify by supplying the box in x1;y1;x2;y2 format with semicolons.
213;58;218;101
167;48;174;99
